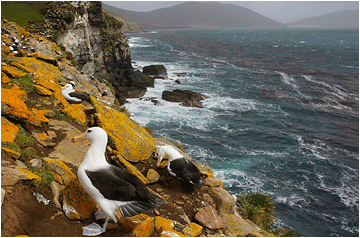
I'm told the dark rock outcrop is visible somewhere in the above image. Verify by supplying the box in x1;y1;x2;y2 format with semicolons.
143;65;167;78
162;89;208;108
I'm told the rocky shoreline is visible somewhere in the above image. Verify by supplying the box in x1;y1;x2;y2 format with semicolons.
1;4;274;237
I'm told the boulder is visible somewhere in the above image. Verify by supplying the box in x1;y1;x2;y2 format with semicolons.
48;119;90;168
210;187;236;214
193;205;225;230
2;65;27;78
118;214;154;237
62;178;98;220
157;227;185;237
90;95;154;162
162;89;208;108
203;176;223;187
2;73;10;84
1;166;41;187
32;132;55;147
154;216;177;230
143;65;167;77
146;168;161;184
33;85;52;96
2;147;21;159
130;70;155;88
183;223;203;237
61;104;87;124
43;158;77;185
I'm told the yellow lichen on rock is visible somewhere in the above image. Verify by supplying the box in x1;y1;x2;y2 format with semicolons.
183;223;203;237
154;216;176;230
1;116;19;142
61;104;87;124
90;95;154;162
29;108;49;125
16;167;42;183
10;61;35;74
2;65;27;78
118;214;154;237
44;158;77;185
113;152;148;184
35;73;59;92
1;73;10;84
27;53;59;66
10;56;64;84
33;84;53;96
1;87;32;120
2;147;21;159
1;44;10;54
62;178;98;220
158;227;186;237
53;88;69;106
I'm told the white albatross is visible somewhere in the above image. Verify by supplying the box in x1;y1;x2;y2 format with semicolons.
72;127;165;236
61;83;90;102
156;145;202;187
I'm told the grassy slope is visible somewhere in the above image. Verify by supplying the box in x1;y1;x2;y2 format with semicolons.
1;1;50;27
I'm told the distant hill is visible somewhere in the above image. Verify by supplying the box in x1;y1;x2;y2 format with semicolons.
105;11;144;33
102;2;286;29
288;10;359;28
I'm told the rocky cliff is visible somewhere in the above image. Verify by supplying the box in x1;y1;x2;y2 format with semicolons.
1;2;279;237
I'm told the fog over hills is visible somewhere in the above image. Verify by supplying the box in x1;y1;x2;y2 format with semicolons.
102;2;286;29
288;10;359;28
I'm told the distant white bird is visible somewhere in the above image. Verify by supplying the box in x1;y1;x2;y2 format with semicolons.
61;84;90;102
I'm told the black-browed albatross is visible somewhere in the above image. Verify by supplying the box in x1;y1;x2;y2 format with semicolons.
61;83;90;102
156;145;202;187
72;127;164;236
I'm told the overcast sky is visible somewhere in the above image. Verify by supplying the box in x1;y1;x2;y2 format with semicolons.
102;1;359;24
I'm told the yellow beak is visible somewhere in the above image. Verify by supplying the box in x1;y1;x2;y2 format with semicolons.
71;132;86;143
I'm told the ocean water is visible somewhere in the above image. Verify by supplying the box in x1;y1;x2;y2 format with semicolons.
125;28;359;237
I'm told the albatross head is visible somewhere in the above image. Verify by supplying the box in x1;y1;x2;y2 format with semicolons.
71;127;108;145
62;83;74;92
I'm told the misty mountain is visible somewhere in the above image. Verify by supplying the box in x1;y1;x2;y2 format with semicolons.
288;10;359;28
102;2;286;29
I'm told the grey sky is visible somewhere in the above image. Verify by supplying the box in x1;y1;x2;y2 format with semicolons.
102;1;359;24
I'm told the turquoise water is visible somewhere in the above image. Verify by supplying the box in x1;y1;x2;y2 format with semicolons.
126;28;359;236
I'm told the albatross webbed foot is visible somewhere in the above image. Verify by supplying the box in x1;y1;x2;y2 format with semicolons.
82;217;109;236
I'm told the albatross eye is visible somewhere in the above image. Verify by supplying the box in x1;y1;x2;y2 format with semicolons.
87;129;92;133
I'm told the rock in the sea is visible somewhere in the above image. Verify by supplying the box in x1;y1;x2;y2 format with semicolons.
194;205;225;230
143;65;167;77
162;89;208;108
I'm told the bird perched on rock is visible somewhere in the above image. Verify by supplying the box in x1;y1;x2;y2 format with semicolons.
61;83;90;102
72;127;165;236
156;145;202;187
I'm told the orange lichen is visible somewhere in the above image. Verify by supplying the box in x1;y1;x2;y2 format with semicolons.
158;227;186;237
62;178;98;220
27;108;49;127
183;223;203;237
44;158;77;185
61;104;87;124
27;53;59;66
90;95;155;162
16;167;42;182
35;73;59;91
9;56;64;83
2;65;27;78
81;80;96;93
1;117;19;143
10;61;35;74
154;216;176;230
53;88;69;106
1;87;32;120
2;73;10;84
1;44;10;54
118;214;154;237
33;84;52;96
113;152;148;184
2;147;21;159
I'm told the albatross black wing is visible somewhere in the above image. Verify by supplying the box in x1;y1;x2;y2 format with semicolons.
169;158;202;186
68;91;90;101
85;166;165;218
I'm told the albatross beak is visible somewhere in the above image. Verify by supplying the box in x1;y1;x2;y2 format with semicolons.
71;132;86;143
156;157;162;167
